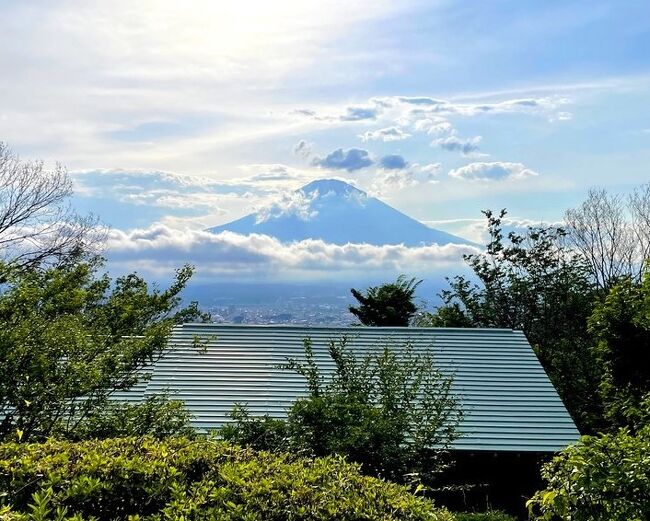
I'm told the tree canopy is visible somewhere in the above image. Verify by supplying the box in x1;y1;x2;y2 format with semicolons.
0;259;208;442
349;275;421;326
565;184;650;290
589;264;650;430
423;209;602;433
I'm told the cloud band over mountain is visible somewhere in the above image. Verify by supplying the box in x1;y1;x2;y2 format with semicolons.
107;225;479;280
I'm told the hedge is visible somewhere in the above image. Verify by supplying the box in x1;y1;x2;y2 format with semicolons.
0;437;454;520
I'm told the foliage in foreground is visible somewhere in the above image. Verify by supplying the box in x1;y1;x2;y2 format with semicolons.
528;425;650;521
222;337;460;484
0;437;455;521
0;259;208;442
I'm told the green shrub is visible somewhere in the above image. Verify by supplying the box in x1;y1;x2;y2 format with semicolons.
454;512;516;521
71;394;196;440
223;338;460;485
0;437;454;521
528;426;650;521
220;404;290;452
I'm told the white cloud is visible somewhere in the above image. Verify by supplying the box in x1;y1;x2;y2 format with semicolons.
419;163;442;181
415;118;454;135
425;216;562;245
293;140;313;158
72;165;320;210
286;95;571;169
106;225;479;279
243;164;306;183
72;166;397;232
70;166;328;230
433;135;483;156
71;169;254;210
290;104;379;123
448;162;539;181
371;169;418;195
255;190;318;224
389;95;571;117
292;95;571;131
370;162;442;196
358;126;411;142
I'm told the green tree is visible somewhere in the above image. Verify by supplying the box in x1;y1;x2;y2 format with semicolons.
225;337;461;484
287;337;461;483
589;265;650;429
349;275;421;326
0;259;209;442
528;425;650;521
424;210;602;433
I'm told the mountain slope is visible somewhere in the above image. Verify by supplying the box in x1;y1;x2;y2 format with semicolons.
208;179;471;246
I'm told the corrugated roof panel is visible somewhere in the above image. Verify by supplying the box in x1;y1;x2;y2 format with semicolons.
138;324;580;452
110;365;153;403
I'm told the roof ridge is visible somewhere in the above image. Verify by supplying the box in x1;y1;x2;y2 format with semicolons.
176;323;520;333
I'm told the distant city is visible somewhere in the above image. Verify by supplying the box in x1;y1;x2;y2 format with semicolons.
181;281;357;326
207;301;354;326
182;279;445;326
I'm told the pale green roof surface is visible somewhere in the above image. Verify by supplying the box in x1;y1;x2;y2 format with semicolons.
134;324;580;452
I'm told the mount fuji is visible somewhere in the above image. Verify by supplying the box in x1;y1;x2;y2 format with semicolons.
208;179;471;246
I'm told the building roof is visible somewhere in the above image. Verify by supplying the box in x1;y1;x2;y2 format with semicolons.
127;324;580;452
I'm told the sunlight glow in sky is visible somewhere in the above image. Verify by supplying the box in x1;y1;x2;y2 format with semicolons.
1;0;649;280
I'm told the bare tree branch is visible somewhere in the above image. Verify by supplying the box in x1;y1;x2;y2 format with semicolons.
565;184;650;289
0;142;105;271
629;182;650;279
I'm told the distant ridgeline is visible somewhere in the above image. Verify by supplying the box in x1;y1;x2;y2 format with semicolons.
208;179;472;246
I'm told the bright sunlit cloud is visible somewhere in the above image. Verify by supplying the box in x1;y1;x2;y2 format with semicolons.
1;0;650;280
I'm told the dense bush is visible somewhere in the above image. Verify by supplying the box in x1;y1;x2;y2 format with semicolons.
589;266;650;430
0;437;455;521
454;512;516;521
70;394;196;440
220;404;290;452
223;337;460;484
528;426;650;521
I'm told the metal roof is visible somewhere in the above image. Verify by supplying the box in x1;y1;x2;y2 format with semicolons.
134;324;580;452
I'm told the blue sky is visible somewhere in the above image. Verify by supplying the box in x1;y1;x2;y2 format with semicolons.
1;0;649;281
